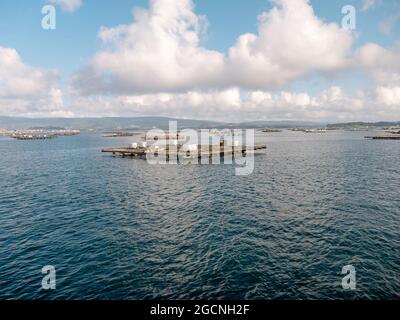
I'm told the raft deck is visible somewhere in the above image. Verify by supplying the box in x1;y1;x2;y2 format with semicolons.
13;135;57;140
102;144;267;159
365;135;400;140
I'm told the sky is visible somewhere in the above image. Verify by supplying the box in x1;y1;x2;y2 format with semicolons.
0;0;399;122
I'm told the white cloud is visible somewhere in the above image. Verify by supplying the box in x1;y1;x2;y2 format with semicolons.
227;0;353;89
0;44;395;121
0;47;64;116
0;47;58;98
361;0;382;11
376;86;400;106
2;0;399;121
66;86;398;122
73;0;224;94
49;0;83;13
356;43;400;85
73;0;353;94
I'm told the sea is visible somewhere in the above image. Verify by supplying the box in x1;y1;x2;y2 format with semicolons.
0;130;399;299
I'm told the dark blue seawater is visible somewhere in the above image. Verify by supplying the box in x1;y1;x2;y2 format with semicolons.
0;131;399;300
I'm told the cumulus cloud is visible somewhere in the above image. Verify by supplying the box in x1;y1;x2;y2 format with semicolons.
227;0;353;89
2;0;399;121
66;86;398;122
0;47;58;98
73;0;224;94
49;0;83;12
376;86;400;106
0;47;65;116
72;0;353;94
356;43;400;85
0;43;394;121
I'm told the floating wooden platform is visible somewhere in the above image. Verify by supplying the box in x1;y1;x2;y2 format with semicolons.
262;128;282;133
13;135;57;140
365;135;400;140
102;144;267;160
102;132;142;138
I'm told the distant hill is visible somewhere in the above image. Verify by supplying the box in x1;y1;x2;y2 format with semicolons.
237;120;322;129
7;117;398;131
327;121;400;129
0;116;224;131
0;116;324;131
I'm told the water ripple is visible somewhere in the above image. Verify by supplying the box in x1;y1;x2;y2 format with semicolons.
0;132;399;299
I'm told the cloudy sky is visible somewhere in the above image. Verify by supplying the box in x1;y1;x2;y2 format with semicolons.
0;0;399;122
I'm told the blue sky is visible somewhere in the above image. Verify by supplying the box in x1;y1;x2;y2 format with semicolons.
0;0;398;74
0;0;399;121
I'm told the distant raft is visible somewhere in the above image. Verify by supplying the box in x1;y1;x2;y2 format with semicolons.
13;134;57;140
365;134;400;140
